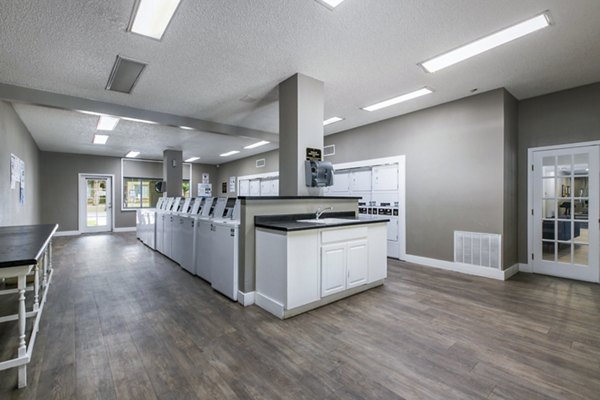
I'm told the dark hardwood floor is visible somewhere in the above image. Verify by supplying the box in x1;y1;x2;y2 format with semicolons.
1;232;599;399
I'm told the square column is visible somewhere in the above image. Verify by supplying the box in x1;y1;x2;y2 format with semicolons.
163;150;182;197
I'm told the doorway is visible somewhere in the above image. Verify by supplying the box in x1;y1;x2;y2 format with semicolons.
79;174;113;233
531;145;599;282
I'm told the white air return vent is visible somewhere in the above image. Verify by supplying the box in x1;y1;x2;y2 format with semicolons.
106;55;147;94
324;144;335;157
256;159;266;168
454;231;501;269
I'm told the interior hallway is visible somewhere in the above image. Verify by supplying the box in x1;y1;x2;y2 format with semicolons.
1;233;599;399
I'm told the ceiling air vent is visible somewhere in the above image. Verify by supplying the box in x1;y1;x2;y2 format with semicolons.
106;55;147;94
324;144;335;157
256;159;266;168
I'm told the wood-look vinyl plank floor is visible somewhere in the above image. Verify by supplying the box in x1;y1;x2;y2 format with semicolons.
1;232;599;399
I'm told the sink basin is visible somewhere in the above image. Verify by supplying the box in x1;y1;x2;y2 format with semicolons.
297;218;355;224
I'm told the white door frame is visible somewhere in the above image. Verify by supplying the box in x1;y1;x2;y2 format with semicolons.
527;140;600;281
78;173;115;233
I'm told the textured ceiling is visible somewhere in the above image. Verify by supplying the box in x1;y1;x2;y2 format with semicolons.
2;0;600;162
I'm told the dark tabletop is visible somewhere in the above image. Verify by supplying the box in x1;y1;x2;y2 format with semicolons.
0;224;58;268
254;212;389;232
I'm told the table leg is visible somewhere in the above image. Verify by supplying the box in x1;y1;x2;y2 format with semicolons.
33;263;40;312
17;274;27;388
42;249;48;288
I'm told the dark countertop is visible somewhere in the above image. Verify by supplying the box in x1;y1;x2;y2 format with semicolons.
255;212;389;232
240;196;361;202
0;224;58;268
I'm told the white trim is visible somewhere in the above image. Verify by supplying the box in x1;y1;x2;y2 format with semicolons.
404;254;516;281
78;173;115;233
53;230;81;237
254;292;284;318
519;263;532;273
113;227;136;232
527;140;600;271
237;290;256;306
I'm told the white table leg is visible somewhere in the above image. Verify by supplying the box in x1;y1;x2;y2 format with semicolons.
42;249;48;288
17;274;27;388
33;263;40;312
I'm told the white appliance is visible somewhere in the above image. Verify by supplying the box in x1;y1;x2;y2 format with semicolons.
136;197;164;250
173;198;197;273
162;197;181;260
156;197;174;254
194;197;217;281
209;198;241;301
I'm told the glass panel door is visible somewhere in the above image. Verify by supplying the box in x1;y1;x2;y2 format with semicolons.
80;176;112;232
533;146;599;282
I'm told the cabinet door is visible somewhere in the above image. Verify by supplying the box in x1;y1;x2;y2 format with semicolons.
347;240;368;288
260;179;272;195
330;171;350;193
239;180;250;196
351;169;372;192
271;179;279;195
373;165;398;191
249;179;260;196
321;244;346;297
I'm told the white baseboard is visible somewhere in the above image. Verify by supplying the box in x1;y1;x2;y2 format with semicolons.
54;230;80;237
518;263;532;273
255;292;284;318
113;227;136;232
237;290;256;306
403;254;518;281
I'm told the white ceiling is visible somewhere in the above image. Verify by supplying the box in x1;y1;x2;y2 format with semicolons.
2;0;600;163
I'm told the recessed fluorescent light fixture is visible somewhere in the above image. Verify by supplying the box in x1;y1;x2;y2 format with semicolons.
97;115;120;131
126;151;140;158
419;12;551;73
93;134;109;145
185;157;200;162
323;117;344;126
316;0;345;9
362;88;433;112
179;126;194;130
244;141;270;149
120;116;158;125
220;150;240;157
128;0;182;40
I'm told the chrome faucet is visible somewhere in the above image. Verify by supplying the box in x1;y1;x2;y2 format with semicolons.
316;206;333;220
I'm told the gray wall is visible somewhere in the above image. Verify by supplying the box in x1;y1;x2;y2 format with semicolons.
40;152;218;231
0;101;41;226
326;89;508;265
215;149;279;195
517;82;600;263
503;92;519;268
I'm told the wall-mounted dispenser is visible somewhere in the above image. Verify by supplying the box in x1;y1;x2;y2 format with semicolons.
305;160;334;187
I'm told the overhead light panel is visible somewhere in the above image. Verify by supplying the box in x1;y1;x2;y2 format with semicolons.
128;0;182;40
362;88;432;112
419;12;551;73
220;150;240;157
316;0;345;9
179;126;194;130
323;117;344;126
120;116;158;125
126;151;140;158
106;55;147;94
92;134;109;145
97;115;120;131
185;157;200;162
244;141;270;149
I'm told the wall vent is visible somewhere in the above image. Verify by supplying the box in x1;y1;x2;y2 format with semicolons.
256;158;266;168
324;144;335;157
454;231;501;269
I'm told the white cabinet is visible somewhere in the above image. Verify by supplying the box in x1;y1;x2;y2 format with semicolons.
249;179;260;196
321;244;347;297
347;240;368;288
260;179;271;195
321;239;368;297
239;180;250;196
373;165;398;191
330;171;350;193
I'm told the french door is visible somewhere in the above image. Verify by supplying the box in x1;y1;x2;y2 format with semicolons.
79;175;113;233
532;145;599;282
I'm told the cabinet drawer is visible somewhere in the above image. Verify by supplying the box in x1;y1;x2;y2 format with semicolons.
321;226;368;244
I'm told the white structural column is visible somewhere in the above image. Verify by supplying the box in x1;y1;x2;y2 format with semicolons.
163;150;183;197
278;73;325;196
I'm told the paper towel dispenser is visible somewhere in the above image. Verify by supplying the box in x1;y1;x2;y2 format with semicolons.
305;160;334;187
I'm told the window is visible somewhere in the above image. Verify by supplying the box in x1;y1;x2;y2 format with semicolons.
123;178;190;209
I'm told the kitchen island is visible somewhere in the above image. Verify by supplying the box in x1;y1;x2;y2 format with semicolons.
254;213;388;319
